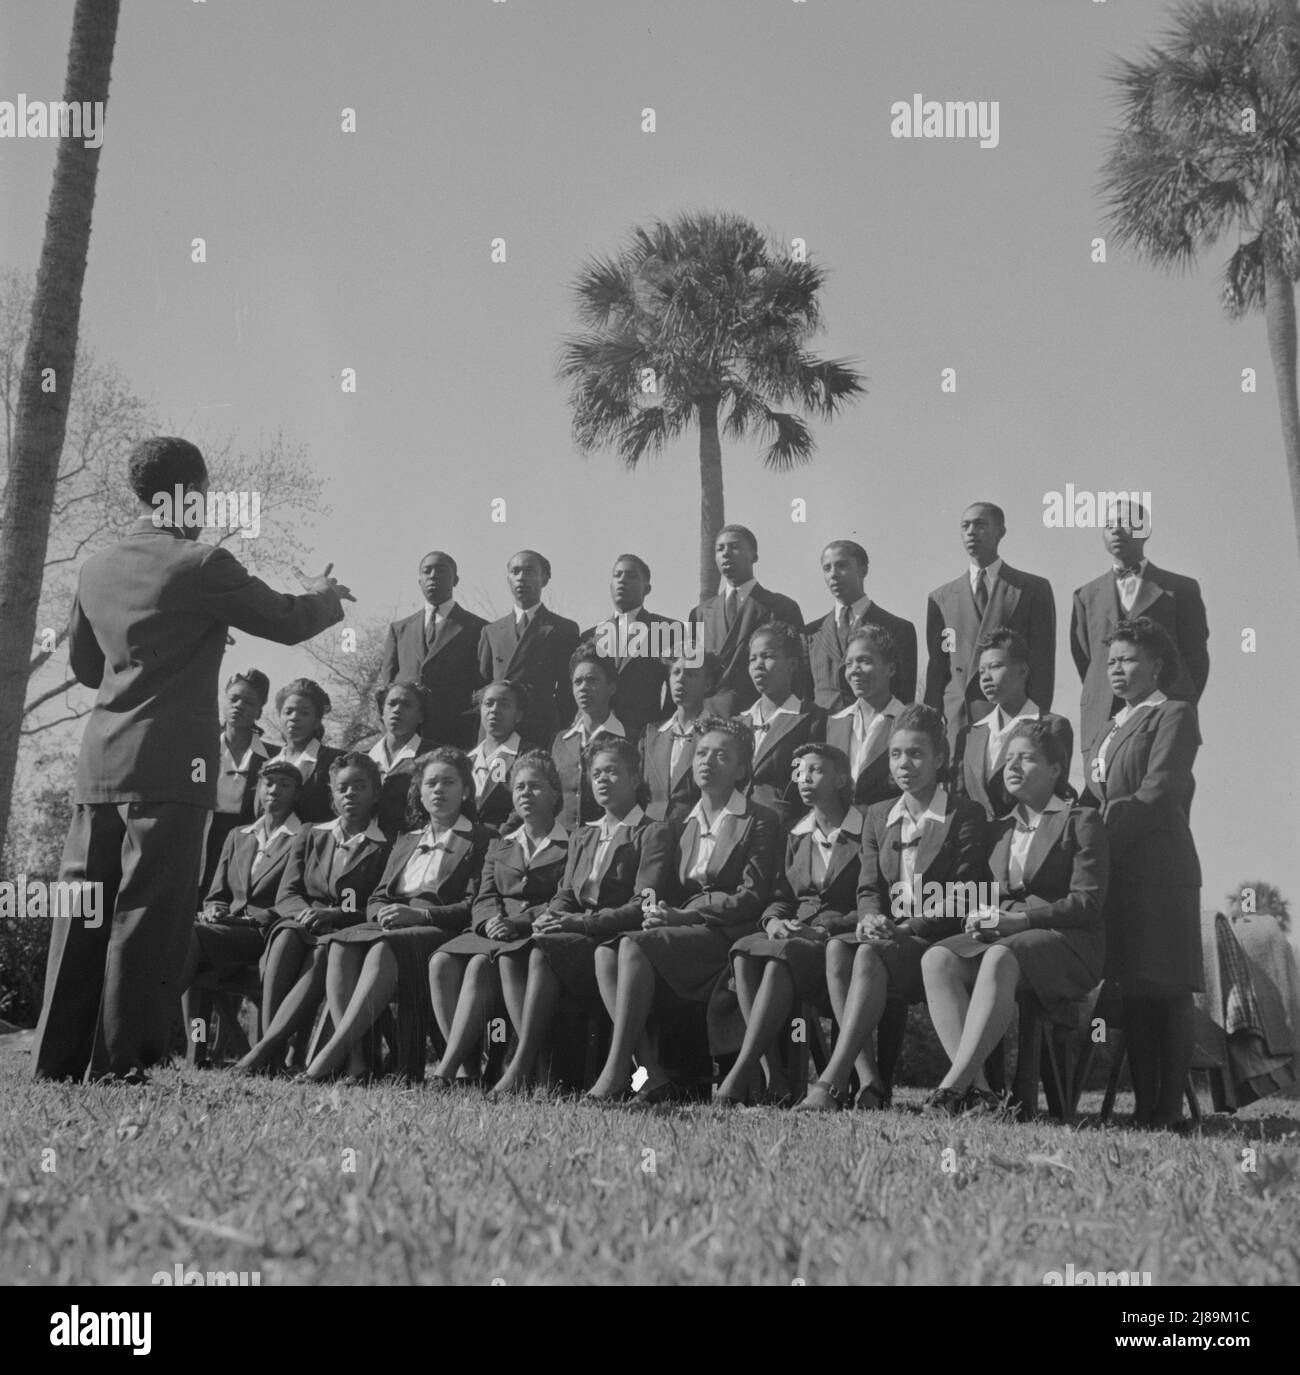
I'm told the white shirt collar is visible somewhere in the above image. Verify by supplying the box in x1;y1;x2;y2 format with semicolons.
282;739;321;767
721;577;758;601
982;700;1041;735
472;733;521;762
369;733;421;772
887;786;949;830
1112;558;1147;576
791;805;864;841
417;815;475;847
612;605;644;626
833;695;904;722
563;713;626;741
588;805;645;838
241;813;303;840
424;597;455;624
660;714;697;734
316;817;386;846
515;602;542;627
832;592;871;622
969;557;1003;589
1114;689;1168;724
687;790;748;830
504;820;569;848
746;694;802;724
223;734;269;770
1012;794;1068;828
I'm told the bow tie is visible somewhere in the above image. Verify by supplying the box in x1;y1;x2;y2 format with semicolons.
1114;565;1142;580
893;837;922;852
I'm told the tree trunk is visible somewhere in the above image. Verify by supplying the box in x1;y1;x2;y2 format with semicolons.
697;395;725;602
1263;245;1300;569
0;0;120;858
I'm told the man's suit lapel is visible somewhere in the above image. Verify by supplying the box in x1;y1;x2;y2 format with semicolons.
982;569;1022;639
427;612;463;660
1127;568;1165;621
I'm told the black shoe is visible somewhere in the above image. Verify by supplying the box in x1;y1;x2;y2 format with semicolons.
627;1079;686;1110
923;1087;966;1117
963;1086;1009;1115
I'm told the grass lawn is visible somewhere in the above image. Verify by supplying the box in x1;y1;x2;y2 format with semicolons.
3;1032;1299;1286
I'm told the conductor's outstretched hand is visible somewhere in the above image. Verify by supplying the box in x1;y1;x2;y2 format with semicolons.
295;563;356;604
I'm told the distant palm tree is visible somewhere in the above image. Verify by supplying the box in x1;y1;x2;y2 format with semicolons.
1100;0;1300;563
0;0;120;857
1226;879;1292;932
559;211;865;600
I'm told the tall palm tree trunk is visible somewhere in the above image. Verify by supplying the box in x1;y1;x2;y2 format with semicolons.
697;394;724;601
0;0;120;858
1263;245;1300;567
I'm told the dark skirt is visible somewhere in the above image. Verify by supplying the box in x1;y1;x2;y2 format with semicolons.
320;923;459;1080
831;930;931;1005
1104;883;1201;996
260;916;321;969
438;930;533;961
729;931;829;1005
528;931;603;1005
935;927;1101;1015
618;925;734;1004
192;920;265;976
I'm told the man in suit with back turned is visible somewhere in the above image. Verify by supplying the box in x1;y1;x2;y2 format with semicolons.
924;501;1056;751
33;436;350;1083
688;523;803;714
378;550;487;749
1070;499;1208;764
477;549;581;744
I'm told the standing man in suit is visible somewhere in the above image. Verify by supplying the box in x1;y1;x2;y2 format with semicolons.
1070;501;1209;767
924;502;1056;752
804;539;917;710
582;554;678;742
477;549;581;744
32;437;350;1083
688;524;803;714
377;550;487;749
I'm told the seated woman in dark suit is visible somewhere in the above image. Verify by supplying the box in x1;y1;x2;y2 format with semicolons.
587;718;779;1105
741;621;826;829
274;677;343;823
718;742;862;1106
1083;616;1199;1130
640;649;722;824
489;736;673;1097
202;668;278;896
825;627;907;809
922;720;1109;1114
954;627;1074;820
303;748;493;1083
232;753;391;1074
798;704;988;1112
427;751;570;1087
467;679;544;831
360;679;441;838
552;642;628;831
180;759;302;1066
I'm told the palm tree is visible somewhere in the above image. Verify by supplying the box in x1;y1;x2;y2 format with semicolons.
559;211;865;601
1100;0;1300;564
0;0;121;856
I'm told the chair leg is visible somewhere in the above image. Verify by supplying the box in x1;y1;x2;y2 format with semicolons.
1185;1072;1202;1126
877;998;906;1096
1099;1030;1126;1123
212;992;252;1060
1040;1028;1072;1122
1013;1001;1042;1121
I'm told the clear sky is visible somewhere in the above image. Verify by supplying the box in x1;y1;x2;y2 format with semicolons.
3;0;1298;925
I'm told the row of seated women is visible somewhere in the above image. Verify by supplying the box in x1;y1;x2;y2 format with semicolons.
181;610;1201;1128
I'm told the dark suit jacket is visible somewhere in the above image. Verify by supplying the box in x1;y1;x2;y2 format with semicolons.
856;794;990;941
67;518;342;805
824;704;904;810
273;824;392;927
803;601;918;709
552;725;628;832
640;718;702;823
477;605;581;744
746;700;826;828
469;831;570;937
923;563;1056;749
689;583;804;713
365;823;493;932
1070;563;1209;761
470;736;547;832
664;800;781;942
378;602;489;750
356;734;441;839
1082;699;1201;886
760;811;865;935
281;743;345;825
203;820;300;926
581;608;676;741
989;805;1109;933
953;710;1074;821
549;813;674;936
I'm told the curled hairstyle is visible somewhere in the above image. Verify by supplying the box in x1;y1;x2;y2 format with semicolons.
748;618;802;660
406;747;479;828
889;703;949;770
1006;720;1071;798
258;759;304;793
791;741;853;805
976;626;1030;666
672;648;723;693
275;678;332;739
226;669;270;708
844;624;898;672
510;749;563;798
569;639;619;686
1104;616;1182;691
474;677;531;723
127;436;206;504
693;714;756;787
327;749;383;799
379;678;429;725
580;733;641;780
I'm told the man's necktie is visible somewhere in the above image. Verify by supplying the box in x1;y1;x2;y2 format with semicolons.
974;569;989;617
723;588;737;632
